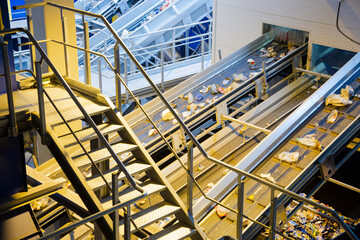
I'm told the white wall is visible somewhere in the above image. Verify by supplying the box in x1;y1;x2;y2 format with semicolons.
212;0;360;64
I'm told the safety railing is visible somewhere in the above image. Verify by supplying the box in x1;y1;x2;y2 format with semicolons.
0;28;144;194
0;28;148;239
13;3;358;240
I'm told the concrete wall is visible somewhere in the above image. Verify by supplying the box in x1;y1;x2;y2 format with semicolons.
212;0;360;64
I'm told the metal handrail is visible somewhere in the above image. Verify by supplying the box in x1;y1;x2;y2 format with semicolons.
0;27;144;194
13;3;357;239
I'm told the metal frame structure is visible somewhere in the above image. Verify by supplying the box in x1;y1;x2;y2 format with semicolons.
10;3;359;240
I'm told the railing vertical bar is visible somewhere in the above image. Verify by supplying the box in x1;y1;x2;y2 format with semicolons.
124;55;128;104
60;9;69;77
83;20;91;85
172;29;176;64
269;189;277;240
114;44;122;112
160;45;164;93
112;173;119;240
0;37;18;137
17;36;22;70
98;58;102;93
35;61;46;144
201;35;204;70
124;204;131;240
237;175;244;240
187;142;194;216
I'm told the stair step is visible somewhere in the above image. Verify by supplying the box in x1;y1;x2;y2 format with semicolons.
119;202;181;235
58;123;123;148
87;163;152;191
101;182;166;209
73;142;138;169
48;102;111;127
147;222;196;240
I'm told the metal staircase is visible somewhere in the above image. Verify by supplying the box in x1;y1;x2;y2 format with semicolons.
0;26;206;239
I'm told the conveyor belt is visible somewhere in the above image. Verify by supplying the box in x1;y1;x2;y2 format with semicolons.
199;74;360;238
125;33;307;166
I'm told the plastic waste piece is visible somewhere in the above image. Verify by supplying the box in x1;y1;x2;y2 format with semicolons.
267;46;274;53
279;52;285;58
278;152;299;163
200;85;210;93
260;47;267;53
210;84;218;94
171;103;177;108
162;109;176;121
260;173;276;184
223;79;230;85
182;111;191;118
172;119;178;124
205;98;212;104
196;93;203;101
31;197;50;211
248;195;255;202
215;205;230;218
187;92;194;104
197;164;204;171
217;85;227;94
198;103;206;108
327;109;338;123
148;129;158;137
247;58;255;65
326;85;354;106
270;51;277;57
296;134;322;150
187;103;198;111
311;85;318;90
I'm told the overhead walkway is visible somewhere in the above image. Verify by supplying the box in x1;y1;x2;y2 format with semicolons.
78;0;213;70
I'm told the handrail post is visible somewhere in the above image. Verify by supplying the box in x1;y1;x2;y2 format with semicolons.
0;37;18;137
172;29;176;64
83;19;91;85
35;61;46;144
237;175;244;240
97;58;102;93
60;9;69;77
187;141;194;216
123;55;128;104
201;35;204;70
112;173;119;240
269;189;277;240
160;45;164;93
114;44;122;112
209;22;212;54
124;204;131;240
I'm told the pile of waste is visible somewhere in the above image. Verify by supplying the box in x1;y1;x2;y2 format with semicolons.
268;195;360;240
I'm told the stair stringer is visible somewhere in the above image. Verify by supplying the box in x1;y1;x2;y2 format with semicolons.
31;114;116;239
103;105;207;240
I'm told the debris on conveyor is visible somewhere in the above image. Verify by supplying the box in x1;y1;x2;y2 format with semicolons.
211;84;218;94
233;73;248;82
278;151;300;164
223;78;230;85
162;109;178;121
297;134;322;150
196;93;203;101
325;85;354;107
247;58;255;65
267;195;360;240
148;128;158;137
326;110;338;124
200;85;210;93
260;173;276;184
187;92;194;104
279;52;286;58
215;205;230;218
